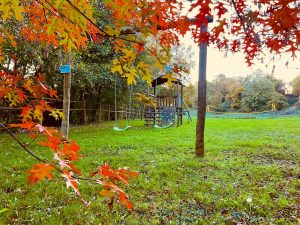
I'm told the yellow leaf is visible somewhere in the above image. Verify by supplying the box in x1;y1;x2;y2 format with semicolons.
0;0;24;21
154;61;164;71
122;48;136;64
49;109;64;120
111;59;123;75
105;25;120;37
100;190;114;197
3;29;17;47
141;70;152;85
125;67;138;85
33;107;43;121
163;73;177;87
111;65;123;74
135;93;156;108
137;62;152;85
6;92;19;107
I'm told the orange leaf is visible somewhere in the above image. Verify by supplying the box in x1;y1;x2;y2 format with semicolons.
119;191;133;211
27;164;54;185
61;141;81;161
100;190;114;197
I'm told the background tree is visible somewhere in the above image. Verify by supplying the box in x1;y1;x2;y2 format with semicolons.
170;45;195;81
207;75;244;112
240;71;287;112
184;83;198;109
225;78;244;111
291;75;300;96
207;74;229;111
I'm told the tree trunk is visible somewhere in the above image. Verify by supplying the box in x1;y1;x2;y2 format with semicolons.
195;39;208;157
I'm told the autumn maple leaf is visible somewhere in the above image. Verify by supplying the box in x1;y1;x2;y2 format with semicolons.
61;170;80;195
61;141;81;161
27;164;54;185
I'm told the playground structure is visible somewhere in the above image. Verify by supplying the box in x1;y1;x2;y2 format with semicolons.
144;76;191;127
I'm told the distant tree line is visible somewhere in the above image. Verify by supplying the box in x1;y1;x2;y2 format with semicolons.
184;70;300;112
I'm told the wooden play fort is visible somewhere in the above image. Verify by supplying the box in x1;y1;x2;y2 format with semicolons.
145;76;190;127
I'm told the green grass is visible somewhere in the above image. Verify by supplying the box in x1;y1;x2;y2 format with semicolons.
0;117;299;224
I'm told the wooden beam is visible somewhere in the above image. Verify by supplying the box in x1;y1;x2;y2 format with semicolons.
195;20;212;157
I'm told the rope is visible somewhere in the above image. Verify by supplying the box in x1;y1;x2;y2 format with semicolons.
114;73;117;127
127;84;132;126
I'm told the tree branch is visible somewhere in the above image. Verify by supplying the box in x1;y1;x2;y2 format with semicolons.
230;0;250;37
0;123;98;182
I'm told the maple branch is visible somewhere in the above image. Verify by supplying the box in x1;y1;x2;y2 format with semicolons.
38;0;166;70
107;39;127;75
230;0;250;38
0;123;101;183
24;135;38;147
36;0;166;79
0;123;48;164
36;0;71;24
64;0;143;45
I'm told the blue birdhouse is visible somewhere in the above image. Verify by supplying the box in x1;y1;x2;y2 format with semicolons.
164;65;172;72
60;65;71;74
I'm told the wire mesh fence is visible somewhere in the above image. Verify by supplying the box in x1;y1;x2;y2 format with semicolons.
188;109;300;119
0;97;145;126
1;96;299;127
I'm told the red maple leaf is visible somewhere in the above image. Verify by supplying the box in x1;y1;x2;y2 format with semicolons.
61;141;81;161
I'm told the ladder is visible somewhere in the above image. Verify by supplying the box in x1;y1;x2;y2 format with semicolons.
183;101;192;122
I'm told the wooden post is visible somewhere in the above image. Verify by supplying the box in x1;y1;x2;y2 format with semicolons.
98;101;102;122
195;18;212;157
108;104;111;121
83;93;88;124
177;81;180;126
61;53;71;139
180;85;183;125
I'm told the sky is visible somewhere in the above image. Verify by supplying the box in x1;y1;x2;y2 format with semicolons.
180;1;300;84
182;34;300;84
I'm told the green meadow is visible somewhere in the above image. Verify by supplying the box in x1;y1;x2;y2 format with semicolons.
0;117;299;224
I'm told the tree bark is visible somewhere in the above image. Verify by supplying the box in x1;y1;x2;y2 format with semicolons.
195;38;208;157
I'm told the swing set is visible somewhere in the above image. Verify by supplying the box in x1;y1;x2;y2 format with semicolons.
112;74;132;131
112;73;177;131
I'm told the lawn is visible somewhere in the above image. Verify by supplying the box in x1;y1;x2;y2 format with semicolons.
0;117;299;224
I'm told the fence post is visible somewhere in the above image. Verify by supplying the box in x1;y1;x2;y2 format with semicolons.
133;108;135;120
108;104;111;121
83;94;88;124
98;102;102;122
141;108;143;120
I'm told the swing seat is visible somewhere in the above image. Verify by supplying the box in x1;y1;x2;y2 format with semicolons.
153;123;173;129
112;125;131;131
